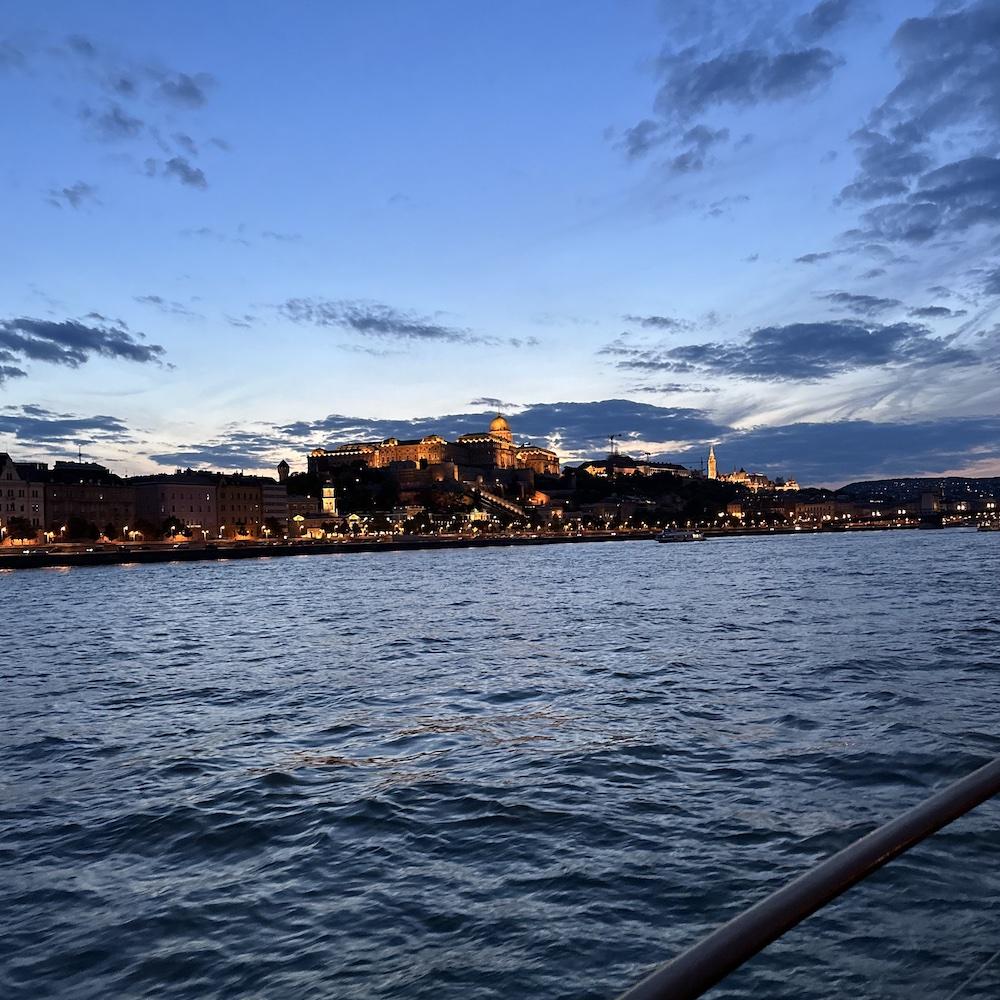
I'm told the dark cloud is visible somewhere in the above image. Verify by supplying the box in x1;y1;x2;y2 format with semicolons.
46;181;98;209
860;268;886;279
622;314;692;332
795;251;835;263
80;102;144;141
134;295;201;318
704;193;749;218
908;305;967;320
841;3;1000;245
274;399;729;457
653;46;842;124
0;404;131;447
279;298;486;345
0;316;167;372
155;71;214;108
173;132;198;156
619;7;845;169
149;402;1000;484
66;34;97;58
467;398;520;413
629;383;718;394
817;291;901;316
670;124;730;173
862;156;1000;244
796;0;857;41
162;156;207;189
614;320;982;382
984;267;1000;296
700;417;1000;485
620;119;664;159
225;313;256;329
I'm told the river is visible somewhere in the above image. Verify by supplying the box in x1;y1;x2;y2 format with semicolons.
2;529;999;999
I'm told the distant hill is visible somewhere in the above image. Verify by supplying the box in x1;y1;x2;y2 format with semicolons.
838;477;1000;502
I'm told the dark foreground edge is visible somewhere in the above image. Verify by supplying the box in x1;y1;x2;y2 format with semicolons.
616;756;1000;1000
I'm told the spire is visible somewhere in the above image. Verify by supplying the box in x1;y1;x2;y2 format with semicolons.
708;445;718;480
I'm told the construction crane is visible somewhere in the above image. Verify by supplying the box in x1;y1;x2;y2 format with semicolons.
608;433;620;457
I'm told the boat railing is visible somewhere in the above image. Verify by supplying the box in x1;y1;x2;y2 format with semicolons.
615;755;1000;1000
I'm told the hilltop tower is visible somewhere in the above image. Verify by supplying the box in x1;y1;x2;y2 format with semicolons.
277;459;290;483
708;445;717;480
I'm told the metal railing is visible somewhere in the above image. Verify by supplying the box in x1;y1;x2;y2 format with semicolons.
616;756;1000;1000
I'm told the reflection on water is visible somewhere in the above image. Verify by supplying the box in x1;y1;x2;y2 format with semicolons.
2;530;999;1000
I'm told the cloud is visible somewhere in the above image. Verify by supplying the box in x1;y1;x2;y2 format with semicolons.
469;397;520;411
614;320;984;382
134;295;201;318
80;102;144;141
795;0;857;41
148;402;1000;484
225;313;256;329
839;3;1000;246
0;315;167;373
795;251;836;264
908;305;967;320
817;291;902;316
620;119;664;159
861;156;1000;244
618;7;845;170
670;124;730;173
162;156;208;189
46;181;98;209
984;267;1000;296
629;383;718;394
622;314;693;332
279;298;491;345
155;71;214;108
261;230;302;243
706;416;1000;485
654;46;842;125
0;404;132;447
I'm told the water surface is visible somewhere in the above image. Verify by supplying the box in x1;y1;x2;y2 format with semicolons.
2;530;999;999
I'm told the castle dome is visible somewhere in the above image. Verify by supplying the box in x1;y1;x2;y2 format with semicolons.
489;414;511;433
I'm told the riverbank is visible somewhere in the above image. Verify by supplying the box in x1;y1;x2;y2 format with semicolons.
0;520;955;571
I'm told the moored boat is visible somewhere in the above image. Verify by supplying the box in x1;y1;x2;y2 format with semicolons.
655;529;705;542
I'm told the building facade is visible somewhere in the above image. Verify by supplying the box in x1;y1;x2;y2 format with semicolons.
308;415;560;479
0;453;46;538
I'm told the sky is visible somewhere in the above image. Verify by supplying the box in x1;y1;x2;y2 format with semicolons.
1;0;999;487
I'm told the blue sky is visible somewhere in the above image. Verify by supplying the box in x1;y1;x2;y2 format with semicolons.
2;0;998;486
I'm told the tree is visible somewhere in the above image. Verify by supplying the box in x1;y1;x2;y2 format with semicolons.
66;516;99;540
263;516;283;536
5;516;36;541
161;516;187;538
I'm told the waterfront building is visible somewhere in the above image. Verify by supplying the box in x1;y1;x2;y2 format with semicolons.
307;415;560;479
0;453;46;539
577;454;695;478
45;462;136;538
132;471;219;537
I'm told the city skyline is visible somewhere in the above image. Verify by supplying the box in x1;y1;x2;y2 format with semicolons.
3;1;999;487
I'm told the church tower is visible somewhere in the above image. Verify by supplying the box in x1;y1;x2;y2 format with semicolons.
708;445;717;480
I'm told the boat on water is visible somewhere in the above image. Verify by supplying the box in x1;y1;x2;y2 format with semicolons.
655;529;705;542
978;523;1000;532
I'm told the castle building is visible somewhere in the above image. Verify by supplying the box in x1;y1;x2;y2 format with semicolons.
308;415;560;479
708;447;799;492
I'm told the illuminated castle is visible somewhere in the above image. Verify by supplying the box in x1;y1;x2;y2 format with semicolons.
308;414;560;478
707;445;798;491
